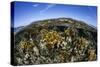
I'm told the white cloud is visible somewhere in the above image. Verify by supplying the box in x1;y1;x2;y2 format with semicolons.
40;4;55;14
32;4;39;7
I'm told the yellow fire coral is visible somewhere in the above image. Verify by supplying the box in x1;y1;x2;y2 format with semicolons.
20;39;33;49
41;30;63;49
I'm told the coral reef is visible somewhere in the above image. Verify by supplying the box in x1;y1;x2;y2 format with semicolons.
14;18;97;65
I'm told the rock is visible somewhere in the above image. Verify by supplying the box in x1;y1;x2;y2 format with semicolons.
16;57;23;65
33;46;39;56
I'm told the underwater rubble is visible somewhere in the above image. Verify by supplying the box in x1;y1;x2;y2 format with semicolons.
14;18;97;65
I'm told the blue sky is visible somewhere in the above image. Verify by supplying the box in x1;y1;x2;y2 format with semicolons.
13;1;97;27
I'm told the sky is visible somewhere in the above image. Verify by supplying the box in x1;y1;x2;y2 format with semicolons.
12;1;97;27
